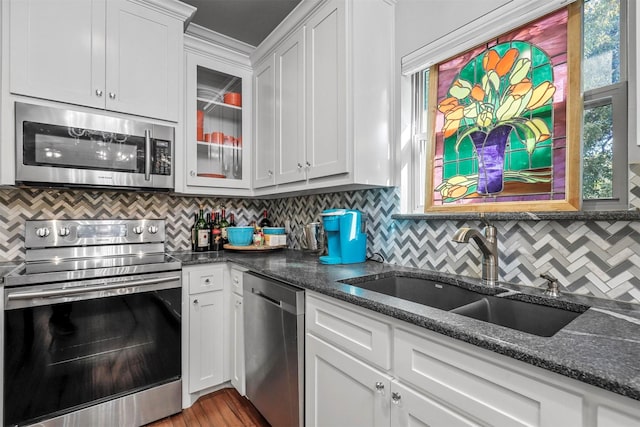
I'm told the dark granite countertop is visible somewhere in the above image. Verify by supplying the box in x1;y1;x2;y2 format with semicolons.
172;249;640;402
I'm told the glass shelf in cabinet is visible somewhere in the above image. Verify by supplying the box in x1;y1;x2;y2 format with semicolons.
197;98;242;112
196;141;242;150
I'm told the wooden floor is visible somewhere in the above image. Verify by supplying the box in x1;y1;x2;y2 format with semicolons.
146;388;270;427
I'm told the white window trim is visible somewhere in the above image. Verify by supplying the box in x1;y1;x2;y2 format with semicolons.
401;0;577;76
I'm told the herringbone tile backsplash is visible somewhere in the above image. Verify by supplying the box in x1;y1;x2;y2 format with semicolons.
0;188;267;260
1;186;639;304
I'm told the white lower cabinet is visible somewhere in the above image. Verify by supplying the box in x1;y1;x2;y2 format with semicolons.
188;291;224;392
306;333;390;427
390;380;481;427
182;264;228;407
305;291;640;427
229;265;247;396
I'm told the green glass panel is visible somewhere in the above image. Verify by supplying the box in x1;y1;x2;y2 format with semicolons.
532;46;551;68
493;43;510;55
443;162;458;178
456;139;475;159
531;146;552;168
531;66;553;86
457;160;474;175
509;150;531;170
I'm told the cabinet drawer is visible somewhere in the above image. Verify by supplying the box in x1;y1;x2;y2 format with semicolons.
306;293;391;370
229;266;246;296
186;265;224;295
394;327;583;427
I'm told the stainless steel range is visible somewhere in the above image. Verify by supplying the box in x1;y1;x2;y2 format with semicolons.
3;219;182;427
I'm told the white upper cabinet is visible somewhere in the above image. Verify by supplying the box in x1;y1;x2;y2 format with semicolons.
9;0;192;122
251;0;395;196
253;56;276;188
305;0;346;180
177;29;253;196
276;27;306;185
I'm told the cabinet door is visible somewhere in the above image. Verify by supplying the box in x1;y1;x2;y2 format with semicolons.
105;0;181;121
10;0;106;109
188;291;224;393
305;0;347;180
390;381;482;427
253;57;277;188
306;333;390;427
230;293;245;395
185;54;251;189
276;28;306;185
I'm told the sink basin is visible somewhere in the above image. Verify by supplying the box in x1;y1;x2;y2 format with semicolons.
450;296;587;337
340;275;505;311
342;273;589;337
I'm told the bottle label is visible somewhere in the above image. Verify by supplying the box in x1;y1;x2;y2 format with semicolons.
197;230;209;247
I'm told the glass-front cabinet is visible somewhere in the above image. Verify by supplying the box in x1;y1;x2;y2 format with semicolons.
185;52;251;190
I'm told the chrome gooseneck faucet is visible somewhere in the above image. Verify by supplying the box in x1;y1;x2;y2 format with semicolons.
452;217;498;287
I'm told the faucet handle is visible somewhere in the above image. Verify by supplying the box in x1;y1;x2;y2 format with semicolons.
478;213;493;229
540;273;560;297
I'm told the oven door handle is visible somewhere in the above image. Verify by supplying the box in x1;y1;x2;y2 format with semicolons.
6;275;180;301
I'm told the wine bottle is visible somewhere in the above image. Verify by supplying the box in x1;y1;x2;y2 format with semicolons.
190;212;198;251
195;205;209;252
220;208;230;244
258;209;272;228
229;213;236;227
211;211;223;251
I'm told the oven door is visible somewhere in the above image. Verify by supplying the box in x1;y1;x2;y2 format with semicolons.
15;102;174;190
3;271;181;426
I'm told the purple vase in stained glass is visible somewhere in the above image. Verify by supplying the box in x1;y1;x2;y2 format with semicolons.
469;125;512;195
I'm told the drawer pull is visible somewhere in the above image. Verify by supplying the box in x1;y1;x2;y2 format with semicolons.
391;392;401;404
375;382;385;393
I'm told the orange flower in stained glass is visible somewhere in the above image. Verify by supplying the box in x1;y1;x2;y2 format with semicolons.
482;50;500;71
470;85;485;101
442;105;464;138
510;79;532;97
495;48;519;77
438;97;459;113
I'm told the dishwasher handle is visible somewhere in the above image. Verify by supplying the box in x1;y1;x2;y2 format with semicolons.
244;272;304;315
251;288;299;314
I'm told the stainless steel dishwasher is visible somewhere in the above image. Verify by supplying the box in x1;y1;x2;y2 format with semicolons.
244;272;305;427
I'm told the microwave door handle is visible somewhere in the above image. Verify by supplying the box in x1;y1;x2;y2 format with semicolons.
144;129;152;181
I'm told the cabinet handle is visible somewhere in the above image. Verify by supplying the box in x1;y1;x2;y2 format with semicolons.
305;161;311;168
109;92;116;99
95;89;103;97
236;300;242;306
204;278;211;284
267;170;273;176
190;170;196;177
391;392;401;404
297;163;303;169
375;382;385;393
193;299;199;305
233;277;240;284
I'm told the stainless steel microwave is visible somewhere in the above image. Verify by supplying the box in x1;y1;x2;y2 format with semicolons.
15;102;174;190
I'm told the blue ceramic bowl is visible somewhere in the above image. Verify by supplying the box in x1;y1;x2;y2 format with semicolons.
263;227;286;235
227;226;254;246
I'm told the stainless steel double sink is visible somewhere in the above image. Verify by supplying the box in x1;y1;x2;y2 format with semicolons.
340;273;588;337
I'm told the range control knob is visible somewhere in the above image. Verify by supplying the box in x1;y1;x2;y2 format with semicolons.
148;225;159;234
58;227;71;237
132;226;144;235
35;227;50;238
